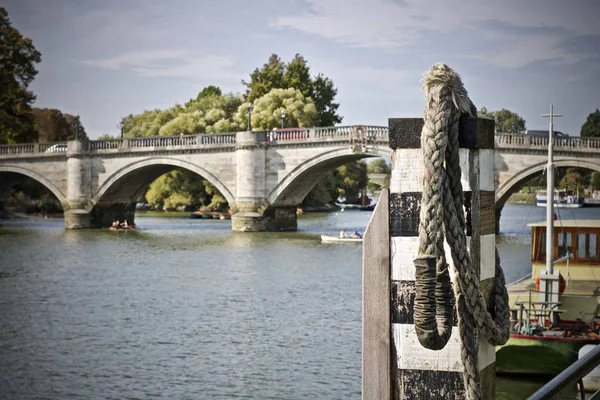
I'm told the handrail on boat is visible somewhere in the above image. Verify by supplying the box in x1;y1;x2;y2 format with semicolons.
527;344;600;400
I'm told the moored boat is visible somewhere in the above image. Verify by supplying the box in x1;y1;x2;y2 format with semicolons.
320;235;363;243
497;219;600;376
535;188;584;208
497;107;600;377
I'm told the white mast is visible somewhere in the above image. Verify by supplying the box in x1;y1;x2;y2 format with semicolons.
541;105;562;322
541;105;562;275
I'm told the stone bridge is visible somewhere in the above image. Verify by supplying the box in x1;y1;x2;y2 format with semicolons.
0;122;599;232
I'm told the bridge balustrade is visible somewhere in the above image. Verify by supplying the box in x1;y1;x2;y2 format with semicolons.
129;135;197;148
0;143;36;155
266;125;389;143
494;134;600;151
198;133;236;145
2;129;600;157
90;140;121;151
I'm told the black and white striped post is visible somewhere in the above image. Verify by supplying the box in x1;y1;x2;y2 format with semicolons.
362;117;497;399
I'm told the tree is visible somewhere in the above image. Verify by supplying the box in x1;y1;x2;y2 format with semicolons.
120;108;180;137
366;159;391;193
32;108;88;142
196;85;222;99
162;92;244;136
478;107;525;133
311;74;341;126
581;109;600;138
367;159;391;175
494;109;526;133
242;54;342;127
302;172;338;208
283;54;312;99
238;88;317;131
242;54;285;103
335;161;368;204
591;172;600;190
558;168;583;189
0;7;42;144
145;169;215;211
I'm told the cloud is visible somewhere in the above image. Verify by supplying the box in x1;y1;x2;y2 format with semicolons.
80;50;241;81
272;0;600;68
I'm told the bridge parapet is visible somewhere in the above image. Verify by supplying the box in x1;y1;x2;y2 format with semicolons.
495;133;600;153
2;129;599;159
267;125;389;143
90;133;237;153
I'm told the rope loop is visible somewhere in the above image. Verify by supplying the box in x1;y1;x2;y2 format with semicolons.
413;63;510;400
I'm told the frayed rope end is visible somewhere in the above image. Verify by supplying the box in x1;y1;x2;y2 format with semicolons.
421;63;474;116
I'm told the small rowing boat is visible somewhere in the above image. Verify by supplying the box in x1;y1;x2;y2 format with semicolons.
320;235;363;243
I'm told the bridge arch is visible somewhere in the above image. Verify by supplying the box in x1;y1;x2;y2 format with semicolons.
0;165;67;205
92;157;235;205
496;158;600;209
268;146;392;206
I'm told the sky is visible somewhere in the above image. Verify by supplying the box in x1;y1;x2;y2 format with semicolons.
4;0;600;139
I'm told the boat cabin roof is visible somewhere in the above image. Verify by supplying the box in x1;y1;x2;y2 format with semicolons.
527;219;600;228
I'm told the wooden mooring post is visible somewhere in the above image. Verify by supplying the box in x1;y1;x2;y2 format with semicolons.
362;117;498;399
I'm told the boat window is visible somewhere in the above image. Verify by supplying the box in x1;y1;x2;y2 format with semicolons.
557;232;572;257
577;233;598;260
533;228;546;261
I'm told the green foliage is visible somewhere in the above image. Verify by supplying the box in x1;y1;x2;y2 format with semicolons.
120;108;180;138
366;159;391;193
478;107;525;133
32;108;87;142
558;168;583;189
580;109;600;138
243;53;342;127
0;7;42;144
0;176;63;214
239;88;317;130
283;54;312;99
311;74;341;126
367;159;391;174
121;90;244;137
145;169;228;211
243;54;285;103
196;85;222;99
302;172;338;208
591;172;600;190
334;161;368;203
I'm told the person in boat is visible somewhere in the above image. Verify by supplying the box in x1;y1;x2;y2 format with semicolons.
353;230;362;239
121;220;129;229
339;228;347;239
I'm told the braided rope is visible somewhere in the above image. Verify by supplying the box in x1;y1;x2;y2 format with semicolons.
413;63;510;400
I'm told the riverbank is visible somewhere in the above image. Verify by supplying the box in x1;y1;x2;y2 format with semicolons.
508;193;535;205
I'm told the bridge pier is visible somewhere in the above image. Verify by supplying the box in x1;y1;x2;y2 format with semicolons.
65;139;92;229
231;205;297;232
231;131;298;232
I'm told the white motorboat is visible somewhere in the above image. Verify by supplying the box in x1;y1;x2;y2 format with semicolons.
320;235;363;243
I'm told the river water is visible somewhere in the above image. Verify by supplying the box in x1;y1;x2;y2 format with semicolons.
0;204;598;399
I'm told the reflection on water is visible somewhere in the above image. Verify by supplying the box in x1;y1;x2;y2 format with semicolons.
0;204;598;399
